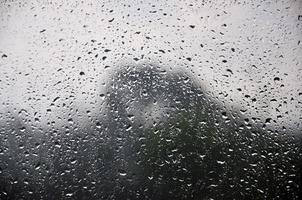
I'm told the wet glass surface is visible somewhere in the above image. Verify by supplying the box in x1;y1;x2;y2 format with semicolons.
0;0;301;199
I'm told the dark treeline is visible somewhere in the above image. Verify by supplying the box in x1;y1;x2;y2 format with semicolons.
0;63;301;199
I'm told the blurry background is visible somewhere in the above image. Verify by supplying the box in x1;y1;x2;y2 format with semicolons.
0;0;301;199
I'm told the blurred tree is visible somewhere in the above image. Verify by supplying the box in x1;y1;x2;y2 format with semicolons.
104;64;301;200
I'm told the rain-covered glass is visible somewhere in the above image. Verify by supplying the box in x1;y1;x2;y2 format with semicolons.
0;0;301;199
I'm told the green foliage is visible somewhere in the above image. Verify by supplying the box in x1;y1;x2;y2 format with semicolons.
138;108;301;199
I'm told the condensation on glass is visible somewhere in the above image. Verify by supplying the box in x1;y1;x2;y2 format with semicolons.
0;0;301;199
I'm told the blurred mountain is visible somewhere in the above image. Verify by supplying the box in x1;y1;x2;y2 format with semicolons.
0;64;301;200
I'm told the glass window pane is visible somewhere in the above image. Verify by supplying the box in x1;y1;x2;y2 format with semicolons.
0;0;301;199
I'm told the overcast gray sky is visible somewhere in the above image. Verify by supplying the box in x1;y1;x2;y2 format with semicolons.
0;0;301;133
